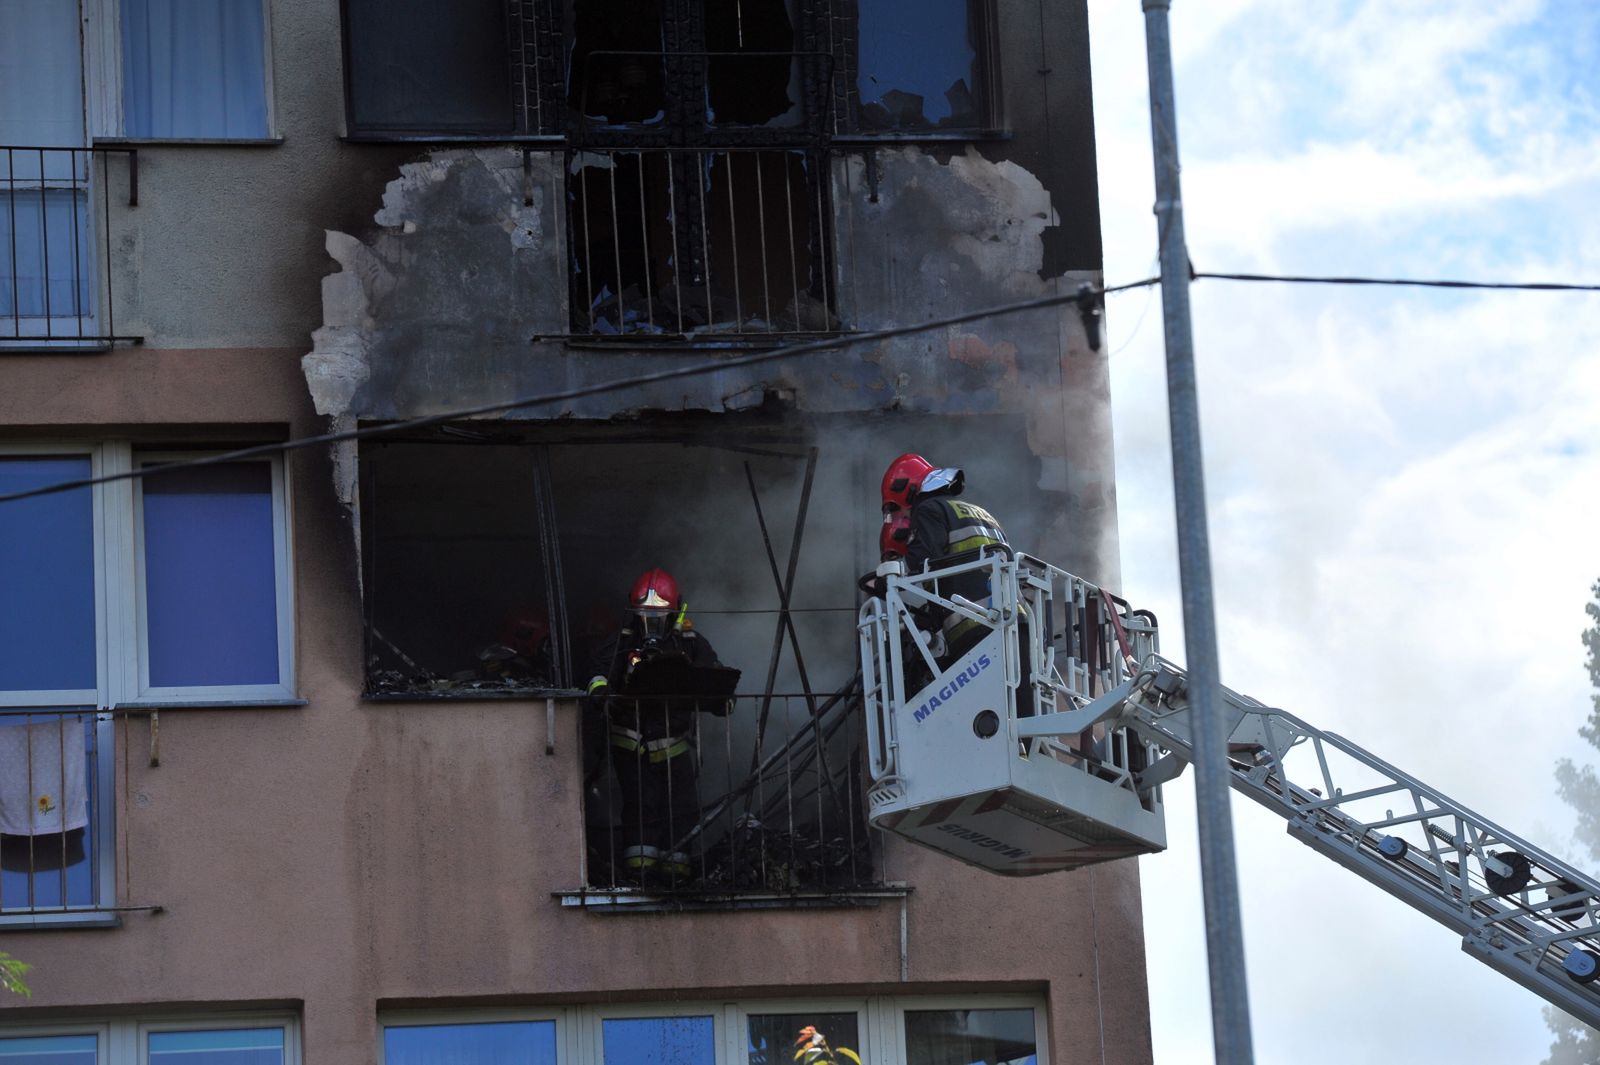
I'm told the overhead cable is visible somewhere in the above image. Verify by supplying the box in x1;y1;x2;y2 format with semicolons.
0;277;1160;506
1193;271;1600;293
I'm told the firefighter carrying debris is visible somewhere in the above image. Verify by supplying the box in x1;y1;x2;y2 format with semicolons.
586;568;740;884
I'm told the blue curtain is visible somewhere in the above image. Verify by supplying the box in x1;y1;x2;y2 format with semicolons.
122;0;269;138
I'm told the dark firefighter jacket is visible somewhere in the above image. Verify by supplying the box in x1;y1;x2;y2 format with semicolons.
586;626;725;753
906;492;1009;638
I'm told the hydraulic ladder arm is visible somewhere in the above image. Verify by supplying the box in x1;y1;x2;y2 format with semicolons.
1024;658;1600;1028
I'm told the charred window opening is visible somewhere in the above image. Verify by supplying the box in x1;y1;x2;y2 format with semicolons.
360;442;571;697
357;428;879;893
564;0;838;338
568;148;836;336
342;0;564;136
834;0;996;133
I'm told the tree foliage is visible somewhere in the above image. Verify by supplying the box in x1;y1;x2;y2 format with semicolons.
0;952;30;997
1546;580;1600;1065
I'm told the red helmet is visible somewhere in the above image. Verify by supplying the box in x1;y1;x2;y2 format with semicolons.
881;453;934;513
498;607;551;658
879;511;912;560
629;568;681;614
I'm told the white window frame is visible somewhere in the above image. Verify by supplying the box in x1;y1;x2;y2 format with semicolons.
129;450;296;703
379;1008;571;1065
81;0;279;142
0;1014;299;1065
137;1013;301;1065
0;440;298;709
376;994;1047;1065
891;994;1050;1065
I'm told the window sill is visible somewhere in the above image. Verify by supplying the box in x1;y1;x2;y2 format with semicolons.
0;909;122;931
93;136;284;147
0;339;122;354
362;689;582;703
112;698;308;710
832;130;1013;145
341;133;566;146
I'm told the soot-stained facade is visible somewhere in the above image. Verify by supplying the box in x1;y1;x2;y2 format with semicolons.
1;1;1150;1063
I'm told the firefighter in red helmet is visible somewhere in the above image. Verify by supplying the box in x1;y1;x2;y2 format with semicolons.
585;568;734;885
474;606;555;685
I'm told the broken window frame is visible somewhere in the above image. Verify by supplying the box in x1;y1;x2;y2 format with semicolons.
828;0;1003;140
338;0;566;141
359;438;576;700
563;0;842;340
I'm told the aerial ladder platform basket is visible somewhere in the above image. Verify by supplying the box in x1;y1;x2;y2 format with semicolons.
858;549;1166;875
859;548;1600;1027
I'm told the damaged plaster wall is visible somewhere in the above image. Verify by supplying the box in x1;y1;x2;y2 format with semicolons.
301;143;1118;578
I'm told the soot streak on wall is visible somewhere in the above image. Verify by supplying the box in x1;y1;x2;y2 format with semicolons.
301;144;1119;579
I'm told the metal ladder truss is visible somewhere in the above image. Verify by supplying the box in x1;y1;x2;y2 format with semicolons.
1039;657;1600;1028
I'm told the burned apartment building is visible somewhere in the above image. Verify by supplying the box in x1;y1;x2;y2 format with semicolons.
0;0;1147;1062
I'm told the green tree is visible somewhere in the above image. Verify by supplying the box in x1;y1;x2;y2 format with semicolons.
0;951;30;997
1546;579;1600;1064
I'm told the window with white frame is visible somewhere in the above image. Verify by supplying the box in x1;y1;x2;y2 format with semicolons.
0;443;296;708
0;1014;300;1064
81;0;274;140
379;996;1045;1065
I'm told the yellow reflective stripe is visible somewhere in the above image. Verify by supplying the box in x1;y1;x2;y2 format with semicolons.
949;534;1003;553
648;740;690;763
587;675;609;694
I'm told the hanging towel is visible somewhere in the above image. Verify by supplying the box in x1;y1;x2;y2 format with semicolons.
0;718;89;836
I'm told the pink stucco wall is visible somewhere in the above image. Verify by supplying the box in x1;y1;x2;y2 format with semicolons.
0;347;1153;1063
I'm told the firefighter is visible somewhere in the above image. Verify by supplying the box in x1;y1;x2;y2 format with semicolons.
900;463;1010;665
474;607;555;686
585;568;726;885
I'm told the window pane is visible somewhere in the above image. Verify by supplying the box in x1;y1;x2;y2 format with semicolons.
904;1008;1037;1065
857;0;982;130
0;189;93;321
0;457;95;693
0;1033;97;1064
384;1021;558;1065
602;1016;715;1065
142;462;280;688
345;0;512;133
0;0;86;148
149;1027;284;1065
122;0;269;138
0;712;98;911
749;1013;860;1065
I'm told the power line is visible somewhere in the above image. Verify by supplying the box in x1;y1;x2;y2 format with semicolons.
1194;271;1600;292
0;277;1160;506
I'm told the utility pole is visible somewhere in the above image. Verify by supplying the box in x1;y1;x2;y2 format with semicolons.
1139;2;1256;1062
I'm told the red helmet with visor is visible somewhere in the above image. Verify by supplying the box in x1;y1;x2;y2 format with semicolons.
881;453;934;513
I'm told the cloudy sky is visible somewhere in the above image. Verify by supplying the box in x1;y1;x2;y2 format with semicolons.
1084;1;1600;1061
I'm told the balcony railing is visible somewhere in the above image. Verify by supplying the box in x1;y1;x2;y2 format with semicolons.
2;145;140;347
0;708;113;923
567;146;838;339
575;686;888;906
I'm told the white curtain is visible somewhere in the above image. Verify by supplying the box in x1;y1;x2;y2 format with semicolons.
0;0;85;149
122;0;269;138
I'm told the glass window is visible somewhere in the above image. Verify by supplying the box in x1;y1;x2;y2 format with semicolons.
903;1008;1037;1065
344;0;511;134
0;712;99;912
856;0;985;131
0;1033;97;1064
0;457;96;696
148;1027;284;1065
601;1016;715;1065
749;1013;861;1065
121;0;270;138
384;1020;558;1065
140;462;282;689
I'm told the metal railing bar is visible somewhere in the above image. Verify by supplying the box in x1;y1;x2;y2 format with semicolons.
634;152;654;331
724;152;744;330
753;152;772;329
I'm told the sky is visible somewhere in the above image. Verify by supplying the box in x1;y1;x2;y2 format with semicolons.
1083;1;1600;1062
